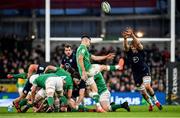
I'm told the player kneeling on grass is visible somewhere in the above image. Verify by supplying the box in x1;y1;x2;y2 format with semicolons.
122;27;163;111
89;71;130;112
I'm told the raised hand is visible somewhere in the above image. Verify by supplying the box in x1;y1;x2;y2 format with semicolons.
122;31;130;39
125;27;133;35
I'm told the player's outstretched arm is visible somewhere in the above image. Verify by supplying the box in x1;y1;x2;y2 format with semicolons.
7;73;27;79
126;27;143;50
122;31;130;52
67;89;73;99
27;64;38;79
91;53;115;61
44;65;57;73
31;85;37;103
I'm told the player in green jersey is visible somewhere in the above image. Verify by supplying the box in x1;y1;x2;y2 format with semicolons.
76;35;124;112
92;72;130;112
7;64;48;112
44;65;89;112
28;67;73;113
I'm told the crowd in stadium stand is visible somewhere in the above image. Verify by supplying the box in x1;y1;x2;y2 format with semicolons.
1;36;180;92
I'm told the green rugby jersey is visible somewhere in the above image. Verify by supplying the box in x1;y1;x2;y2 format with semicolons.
76;44;91;76
55;67;73;90
33;73;57;89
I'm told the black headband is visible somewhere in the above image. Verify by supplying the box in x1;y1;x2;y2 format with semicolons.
81;35;91;40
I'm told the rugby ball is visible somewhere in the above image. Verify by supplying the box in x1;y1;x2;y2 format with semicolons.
101;1;111;13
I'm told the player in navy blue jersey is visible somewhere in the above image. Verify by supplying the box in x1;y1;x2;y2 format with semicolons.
59;44;87;108
122;27;162;111
61;43;78;71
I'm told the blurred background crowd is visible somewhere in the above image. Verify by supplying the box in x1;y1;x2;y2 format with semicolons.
1;35;180;93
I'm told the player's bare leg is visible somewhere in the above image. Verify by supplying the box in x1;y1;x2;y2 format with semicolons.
46;89;55;112
140;88;154;111
145;84;163;110
99;90;130;112
13;93;27;112
21;92;45;113
88;82;106;113
143;76;163;110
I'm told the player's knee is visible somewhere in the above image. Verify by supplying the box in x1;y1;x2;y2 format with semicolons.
90;83;98;92
100;101;110;111
140;89;147;95
140;90;149;98
46;87;55;96
144;84;151;89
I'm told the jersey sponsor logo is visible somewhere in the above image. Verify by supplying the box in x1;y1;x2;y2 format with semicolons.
70;59;72;62
133;56;139;63
39;67;44;70
81;49;85;54
65;63;71;69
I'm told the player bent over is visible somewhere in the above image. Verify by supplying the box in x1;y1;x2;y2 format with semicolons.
122;27;162;111
7;64;48;112
28;71;73;113
44;66;88;112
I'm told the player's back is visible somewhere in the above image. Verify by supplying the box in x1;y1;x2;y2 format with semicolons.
34;73;57;88
55;67;73;89
36;63;49;74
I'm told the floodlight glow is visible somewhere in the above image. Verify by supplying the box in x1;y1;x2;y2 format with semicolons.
136;31;144;38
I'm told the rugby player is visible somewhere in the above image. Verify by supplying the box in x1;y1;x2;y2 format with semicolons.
8;63;48;112
76;35;124;112
122;27;163;111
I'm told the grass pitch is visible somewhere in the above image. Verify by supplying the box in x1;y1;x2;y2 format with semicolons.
0;105;180;118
